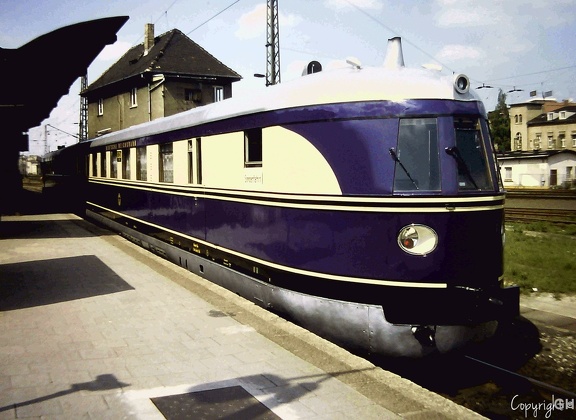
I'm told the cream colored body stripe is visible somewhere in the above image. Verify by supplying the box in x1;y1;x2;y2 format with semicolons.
87;201;448;289
89;179;504;213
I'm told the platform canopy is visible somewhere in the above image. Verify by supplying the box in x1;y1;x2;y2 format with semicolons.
0;16;129;140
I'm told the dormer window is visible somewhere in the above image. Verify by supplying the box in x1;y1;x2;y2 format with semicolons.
547;112;554;121
560;111;566;120
214;86;223;102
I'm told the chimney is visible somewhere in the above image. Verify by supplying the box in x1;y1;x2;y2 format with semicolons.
383;37;405;69
144;23;154;55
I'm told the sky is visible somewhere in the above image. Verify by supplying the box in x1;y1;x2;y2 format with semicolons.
1;0;575;155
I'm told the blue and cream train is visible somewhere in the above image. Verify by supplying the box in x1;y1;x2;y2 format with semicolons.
42;38;519;357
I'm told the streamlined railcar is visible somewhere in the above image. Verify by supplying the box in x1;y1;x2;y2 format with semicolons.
44;38;518;357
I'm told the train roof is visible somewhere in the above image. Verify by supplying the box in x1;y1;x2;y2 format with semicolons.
91;60;482;148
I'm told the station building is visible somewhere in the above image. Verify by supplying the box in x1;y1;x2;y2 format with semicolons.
81;24;241;139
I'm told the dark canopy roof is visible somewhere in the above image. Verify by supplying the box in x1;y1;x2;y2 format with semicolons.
0;16;129;135
83;29;241;97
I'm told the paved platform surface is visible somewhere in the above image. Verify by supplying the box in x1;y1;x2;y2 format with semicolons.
520;294;576;333
0;214;485;419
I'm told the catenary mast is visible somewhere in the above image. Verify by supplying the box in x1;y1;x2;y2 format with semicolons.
266;0;281;86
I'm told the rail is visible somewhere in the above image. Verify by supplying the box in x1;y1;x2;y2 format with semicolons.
465;355;576;400
505;208;576;224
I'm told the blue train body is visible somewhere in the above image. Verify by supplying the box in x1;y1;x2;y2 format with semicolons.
42;38;519;357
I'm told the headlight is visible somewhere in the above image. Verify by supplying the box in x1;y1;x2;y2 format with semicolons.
397;224;438;256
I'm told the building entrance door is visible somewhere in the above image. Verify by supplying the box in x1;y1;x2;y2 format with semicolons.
550;169;557;186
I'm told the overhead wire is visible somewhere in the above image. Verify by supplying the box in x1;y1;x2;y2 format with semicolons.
187;0;242;35
345;0;575;100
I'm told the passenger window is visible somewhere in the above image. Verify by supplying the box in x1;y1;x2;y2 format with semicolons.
91;154;97;177
101;152;107;177
159;143;173;183
122;149;130;180
244;129;262;167
188;140;194;184
136;146;147;181
196;138;202;184
449;117;492;191
392;118;440;192
111;150;118;178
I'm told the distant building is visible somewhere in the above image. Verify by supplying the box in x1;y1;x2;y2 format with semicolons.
81;24;241;139
18;154;40;176
498;99;576;189
508;99;576;152
498;150;576;189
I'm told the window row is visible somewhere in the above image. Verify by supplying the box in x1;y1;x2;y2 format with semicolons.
90;129;263;183
97;86;225;116
528;132;576;149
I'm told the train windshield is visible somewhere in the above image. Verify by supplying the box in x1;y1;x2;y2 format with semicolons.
392;118;440;192
449;117;492;191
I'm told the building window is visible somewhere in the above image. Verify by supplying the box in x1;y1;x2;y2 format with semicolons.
130;87;138;107
572;132;576;147
519;114;522;123
548;134;555;149
214;86;223;102
136;146;147;181
505;167;512;181
122;149;130;179
101;152;107;177
185;89;202;103
514;115;518;124
244;129;262;167
535;133;541;150
514;132;522;150
560;133;566;148
547;112;554;121
560;111;566;120
159;143;173;183
98;98;104;116
567;167;573;182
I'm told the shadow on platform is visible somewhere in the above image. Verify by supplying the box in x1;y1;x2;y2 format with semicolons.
0;374;130;414
0;255;134;311
0;218;98;240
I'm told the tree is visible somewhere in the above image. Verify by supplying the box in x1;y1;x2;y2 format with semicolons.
488;89;510;151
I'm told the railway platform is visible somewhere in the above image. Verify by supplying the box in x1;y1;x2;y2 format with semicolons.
0;213;481;419
0;213;573;419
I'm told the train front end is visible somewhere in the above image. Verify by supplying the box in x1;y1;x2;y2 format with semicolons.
376;111;520;353
272;39;520;357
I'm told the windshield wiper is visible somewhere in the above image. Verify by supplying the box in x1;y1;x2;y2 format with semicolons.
389;148;419;190
445;146;479;189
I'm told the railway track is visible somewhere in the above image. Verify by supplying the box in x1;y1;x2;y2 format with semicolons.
505;208;576;224
464;355;576;412
373;316;576;418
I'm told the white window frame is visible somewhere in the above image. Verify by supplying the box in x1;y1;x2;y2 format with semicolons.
98;98;104;116
130;87;138;108
213;86;223;102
